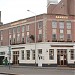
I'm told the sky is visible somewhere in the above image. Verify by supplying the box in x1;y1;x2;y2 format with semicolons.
0;0;61;24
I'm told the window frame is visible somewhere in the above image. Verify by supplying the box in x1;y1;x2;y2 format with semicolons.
21;50;24;60
26;50;30;60
49;49;54;60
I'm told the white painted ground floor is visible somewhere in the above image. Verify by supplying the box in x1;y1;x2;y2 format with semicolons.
0;42;75;67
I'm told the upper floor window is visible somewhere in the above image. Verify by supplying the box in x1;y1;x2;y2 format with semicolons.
26;25;29;31
17;34;20;43
22;25;25;32
60;34;64;39
67;34;71;40
9;28;12;34
52;34;56;40
38;34;42;41
66;21;71;29
52;21;57;28
52;29;56;34
0;30;3;36
67;30;71;34
38;21;43;29
59;21;64;29
13;27;16;34
0;30;3;41
17;26;20;33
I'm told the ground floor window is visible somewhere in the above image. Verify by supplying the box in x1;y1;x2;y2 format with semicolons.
70;49;74;60
32;50;35;60
21;50;24;60
49;49;54;60
26;50;30;60
38;49;42;54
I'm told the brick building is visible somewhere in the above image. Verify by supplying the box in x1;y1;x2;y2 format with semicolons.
0;0;75;67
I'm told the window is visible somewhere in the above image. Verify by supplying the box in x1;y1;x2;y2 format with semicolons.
70;49;74;60
22;33;24;43
0;52;5;55
59;21;64;29
17;34;20;43
26;36;30;43
9;28;12;34
38;21;43;29
38;34;42;41
13;38;16;44
52;29;56;34
12;34;16;44
60;34;64;39
17;26;20;33
39;29;42;34
67;34;71;40
21;50;24;60
0;30;3;41
49;49;54;60
59;29;64;39
66;21;71;29
67;29;71;41
60;29;64;33
38;49;42;54
67;30;71;34
26;25;29;31
9;39;12;45
13;27;16;34
22;25;25;32
52;34;56;40
26;50;30;60
32;50;35;60
52;21;57;28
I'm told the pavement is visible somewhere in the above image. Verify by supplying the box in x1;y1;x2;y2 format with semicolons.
0;65;75;70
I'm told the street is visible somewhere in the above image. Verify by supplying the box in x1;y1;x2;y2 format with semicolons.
0;66;75;75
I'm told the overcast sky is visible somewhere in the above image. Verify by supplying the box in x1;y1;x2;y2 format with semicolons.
0;0;61;24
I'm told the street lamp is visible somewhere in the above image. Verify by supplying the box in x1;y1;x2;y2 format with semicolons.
8;45;11;69
27;10;37;66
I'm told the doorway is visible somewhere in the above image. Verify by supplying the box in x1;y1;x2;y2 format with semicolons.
0;56;4;65
57;49;67;66
13;51;19;65
38;54;43;67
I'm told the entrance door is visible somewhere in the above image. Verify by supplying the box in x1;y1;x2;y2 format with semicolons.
0;56;4;65
13;51;19;65
38;55;43;67
57;49;67;66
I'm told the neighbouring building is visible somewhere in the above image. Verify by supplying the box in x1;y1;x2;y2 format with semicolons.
0;0;75;67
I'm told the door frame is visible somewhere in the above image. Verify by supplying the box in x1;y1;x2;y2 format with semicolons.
57;49;67;66
38;54;43;67
13;51;19;65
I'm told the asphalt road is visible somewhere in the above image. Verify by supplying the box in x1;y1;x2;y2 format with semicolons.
0;66;75;75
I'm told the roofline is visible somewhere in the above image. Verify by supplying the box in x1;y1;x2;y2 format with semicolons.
3;13;47;25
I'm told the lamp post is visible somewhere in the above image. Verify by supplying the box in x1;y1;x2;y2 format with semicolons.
8;38;11;69
27;10;37;66
8;45;11;69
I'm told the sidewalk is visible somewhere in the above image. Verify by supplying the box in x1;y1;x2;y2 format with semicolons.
0;65;75;70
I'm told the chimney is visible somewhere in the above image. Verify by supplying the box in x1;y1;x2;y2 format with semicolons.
0;11;3;25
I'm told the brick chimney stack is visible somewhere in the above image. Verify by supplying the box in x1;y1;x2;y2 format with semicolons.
0;11;3;25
